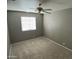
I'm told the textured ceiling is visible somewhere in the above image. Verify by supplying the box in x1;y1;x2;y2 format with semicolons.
7;0;72;12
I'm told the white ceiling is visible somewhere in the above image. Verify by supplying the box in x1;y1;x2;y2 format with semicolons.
42;0;72;11
7;0;72;12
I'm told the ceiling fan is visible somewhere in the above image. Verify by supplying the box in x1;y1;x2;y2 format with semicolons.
32;3;52;14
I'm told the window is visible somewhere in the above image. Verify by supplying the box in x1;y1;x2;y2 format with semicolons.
21;17;36;31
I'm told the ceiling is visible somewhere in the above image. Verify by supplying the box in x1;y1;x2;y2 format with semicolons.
7;0;72;12
42;0;72;11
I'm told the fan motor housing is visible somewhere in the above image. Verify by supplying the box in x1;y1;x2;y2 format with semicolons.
37;7;43;13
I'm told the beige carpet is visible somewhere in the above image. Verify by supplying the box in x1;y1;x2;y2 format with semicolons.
9;37;72;59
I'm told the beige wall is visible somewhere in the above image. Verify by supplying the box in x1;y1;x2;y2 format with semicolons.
7;10;43;43
43;8;72;49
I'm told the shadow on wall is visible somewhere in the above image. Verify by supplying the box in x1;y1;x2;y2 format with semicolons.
43;8;72;49
7;10;43;43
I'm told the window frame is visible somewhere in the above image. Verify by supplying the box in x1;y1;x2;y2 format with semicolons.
21;16;36;31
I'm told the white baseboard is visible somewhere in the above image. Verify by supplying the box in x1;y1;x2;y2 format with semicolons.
45;37;72;52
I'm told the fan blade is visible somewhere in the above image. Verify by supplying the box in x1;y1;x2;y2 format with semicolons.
44;9;52;11
29;8;37;12
42;10;51;14
44;11;51;14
